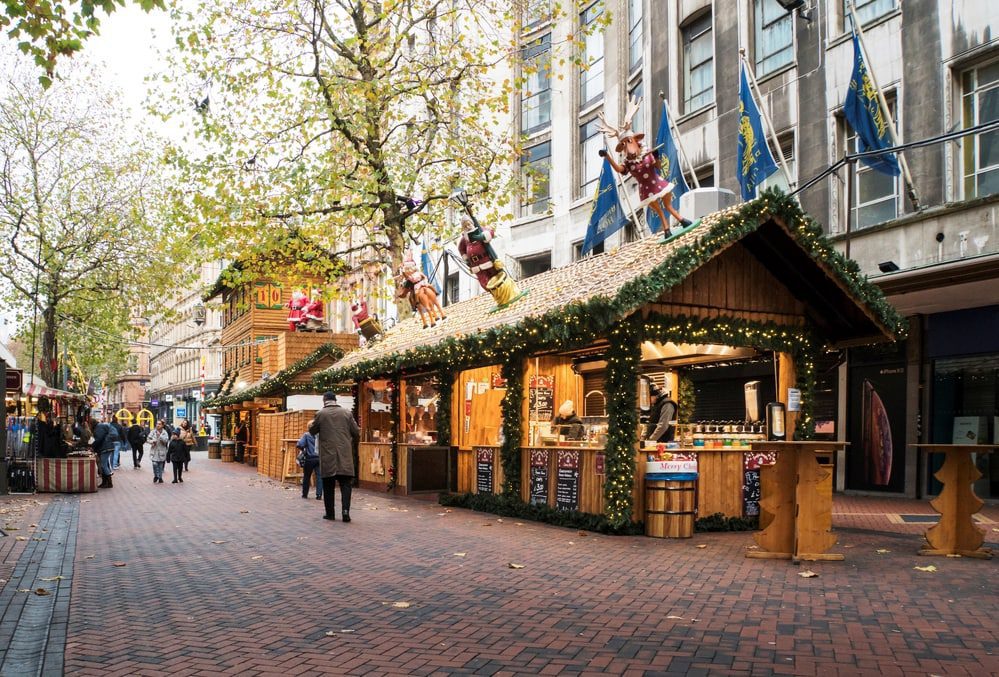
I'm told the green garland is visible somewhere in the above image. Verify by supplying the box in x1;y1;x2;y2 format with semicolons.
436;369;453;448
206;343;344;407
387;375;399;491
314;189;904;390
499;357;524;498
603;324;640;527
438;492;644;535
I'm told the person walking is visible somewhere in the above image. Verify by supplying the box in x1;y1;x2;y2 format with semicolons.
147;420;169;483
234;419;248;463
296;430;322;500
167;431;189;484
91;417;117;488
178;419;196;472
309;392;359;522
111;418;127;470
127;421;146;469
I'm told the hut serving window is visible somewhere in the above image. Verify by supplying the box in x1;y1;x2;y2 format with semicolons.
404;375;439;445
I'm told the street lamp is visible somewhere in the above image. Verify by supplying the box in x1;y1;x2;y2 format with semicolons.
193;303;207;327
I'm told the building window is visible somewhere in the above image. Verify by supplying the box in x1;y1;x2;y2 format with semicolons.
573;240;604;260
444;273;459;306
517;252;552;278
754;0;793;77
521;141;551;215
961;59;999;199
579;3;605;107
759;134;795;193
524;0;550;30
579;119;603;196
630;80;645;139
845;0;896;29
628;0;643;73
522;34;552;133
684;165;714;189
682;12;714;113
844;106;899;229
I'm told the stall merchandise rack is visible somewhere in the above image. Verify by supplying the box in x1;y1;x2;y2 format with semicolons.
5;416;37;494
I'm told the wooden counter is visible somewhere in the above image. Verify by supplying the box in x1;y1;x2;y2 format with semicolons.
912;444;996;559
358;442;393;489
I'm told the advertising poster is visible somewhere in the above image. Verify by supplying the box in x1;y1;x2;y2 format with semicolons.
848;363;906;492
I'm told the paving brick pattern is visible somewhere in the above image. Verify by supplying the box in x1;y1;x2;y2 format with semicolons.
0;495;78;676
47;455;999;675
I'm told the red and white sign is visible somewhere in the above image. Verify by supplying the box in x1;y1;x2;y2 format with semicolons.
645;459;698;475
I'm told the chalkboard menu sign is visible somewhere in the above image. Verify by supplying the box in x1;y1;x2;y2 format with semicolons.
528;449;549;506
475;447;494;494
743;468;761;517
528;375;555;421
555;449;580;511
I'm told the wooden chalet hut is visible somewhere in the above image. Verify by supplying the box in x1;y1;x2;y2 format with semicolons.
314;193;905;532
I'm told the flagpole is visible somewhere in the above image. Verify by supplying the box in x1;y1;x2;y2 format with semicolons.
658;91;700;189
848;1;921;210
738;49;796;191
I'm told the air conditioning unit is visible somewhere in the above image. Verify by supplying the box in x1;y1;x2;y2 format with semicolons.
678;188;739;221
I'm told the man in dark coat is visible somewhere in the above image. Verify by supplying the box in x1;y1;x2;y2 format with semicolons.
646;385;678;443
127;422;146;469
309;392;360;522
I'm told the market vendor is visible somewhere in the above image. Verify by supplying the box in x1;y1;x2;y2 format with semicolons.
645;385;678;443
553;400;585;441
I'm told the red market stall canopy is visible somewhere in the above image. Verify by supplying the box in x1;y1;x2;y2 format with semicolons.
23;381;88;403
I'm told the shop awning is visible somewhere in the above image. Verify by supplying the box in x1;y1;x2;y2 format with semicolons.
23;382;87;402
317;192;906;385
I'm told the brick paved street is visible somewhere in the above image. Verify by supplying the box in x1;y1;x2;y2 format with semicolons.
0;453;996;676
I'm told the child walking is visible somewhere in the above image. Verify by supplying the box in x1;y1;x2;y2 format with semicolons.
167;431;190;484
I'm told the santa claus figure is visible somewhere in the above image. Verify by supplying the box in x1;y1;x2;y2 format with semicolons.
286;290;307;331
351;301;383;341
457;214;501;291
302;290;325;326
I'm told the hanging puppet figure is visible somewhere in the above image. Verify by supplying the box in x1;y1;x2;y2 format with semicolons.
597;97;698;237
395;252;446;329
454;191;524;308
286;290;308;331
351;300;383;342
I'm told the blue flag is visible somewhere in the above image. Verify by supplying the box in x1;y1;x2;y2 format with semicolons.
647;103;691;234
844;33;900;176
737;64;779;201
582;158;629;255
421;238;441;294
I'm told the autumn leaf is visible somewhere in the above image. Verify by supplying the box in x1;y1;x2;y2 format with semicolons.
15;536;27;541
112;562;127;567
876;549;891;554
239;510;250;514
798;570;819;578
39;576;64;581
695;544;707;549
453;553;466;558
914;565;937;572
507;563;525;569
33;588;50;596
251;555;263;561
211;540;228;545
389;601;411;608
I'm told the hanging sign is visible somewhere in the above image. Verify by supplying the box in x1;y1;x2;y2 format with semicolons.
787;388;801;412
5;368;23;392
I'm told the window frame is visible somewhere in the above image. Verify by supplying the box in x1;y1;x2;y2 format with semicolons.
842;101;900;230
517;251;553;279
682;11;715;114
579;2;605;107
960;57;999;200
579;118;603;197
754;0;794;78
844;0;897;31
521;141;552;216
628;0;643;73
523;0;551;31
521;33;552;134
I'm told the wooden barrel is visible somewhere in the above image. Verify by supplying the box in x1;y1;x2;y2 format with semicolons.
208;441;221;460
645;479;696;538
220;441;236;463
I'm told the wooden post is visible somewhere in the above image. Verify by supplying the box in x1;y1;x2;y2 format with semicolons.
778;353;798;439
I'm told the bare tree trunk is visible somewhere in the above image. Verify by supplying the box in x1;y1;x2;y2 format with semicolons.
40;305;57;386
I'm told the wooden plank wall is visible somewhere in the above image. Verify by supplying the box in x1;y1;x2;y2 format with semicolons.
452;366;502;449
652;243;807;326
695;450;745;517
358;442;391;486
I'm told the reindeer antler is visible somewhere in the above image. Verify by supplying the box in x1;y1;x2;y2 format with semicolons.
595;110;620;141
622;96;641;133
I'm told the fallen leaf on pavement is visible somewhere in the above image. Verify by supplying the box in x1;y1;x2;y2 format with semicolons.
325;631;337;637
945;554;962;558
211;540;228;545
251;555;263;561
695;544;707;549
239;510;250;514
453;553;466;558
39;576;63;581
798;570;819;578
577;531;588;537
914;565;937;572
391;601;411;608
482;523;492;527
666;615;684;620
16;589;31;593
746;545;759;550
33;588;50;596
112;562;127;567
85;555;95;560
496;519;503;523
507;563;525;569
876;549;890;554
15;536;27;541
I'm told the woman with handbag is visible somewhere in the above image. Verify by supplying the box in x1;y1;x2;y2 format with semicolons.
297;430;322;500
178;419;196;472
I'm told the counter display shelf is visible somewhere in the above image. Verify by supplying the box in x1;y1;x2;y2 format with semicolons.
37;455;98;493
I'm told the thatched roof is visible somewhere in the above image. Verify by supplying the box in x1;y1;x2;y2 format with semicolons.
316;192;904;385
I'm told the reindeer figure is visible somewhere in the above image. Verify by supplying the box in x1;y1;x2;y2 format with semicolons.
395;254;446;329
597;97;696;236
